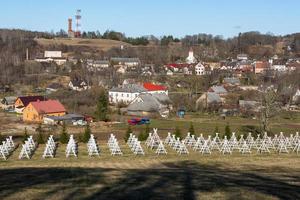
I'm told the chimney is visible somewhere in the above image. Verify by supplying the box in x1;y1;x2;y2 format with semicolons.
68;18;73;32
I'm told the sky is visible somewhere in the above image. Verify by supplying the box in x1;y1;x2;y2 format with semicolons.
0;0;299;38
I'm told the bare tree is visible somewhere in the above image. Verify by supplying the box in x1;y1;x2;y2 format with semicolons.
260;88;279;132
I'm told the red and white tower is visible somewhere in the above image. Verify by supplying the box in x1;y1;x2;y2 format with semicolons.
75;9;81;37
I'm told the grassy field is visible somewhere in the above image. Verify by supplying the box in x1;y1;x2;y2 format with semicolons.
36;38;131;51
111;112;300;139
0;141;300;200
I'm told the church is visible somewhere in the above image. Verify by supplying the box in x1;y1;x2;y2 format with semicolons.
186;48;197;64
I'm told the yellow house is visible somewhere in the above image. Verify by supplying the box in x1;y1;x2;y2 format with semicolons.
23;100;66;123
14;96;46;113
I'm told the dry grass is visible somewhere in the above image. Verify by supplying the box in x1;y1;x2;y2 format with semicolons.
36;38;132;51
0;141;300;200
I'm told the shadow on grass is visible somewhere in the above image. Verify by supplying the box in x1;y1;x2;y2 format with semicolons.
0;161;299;200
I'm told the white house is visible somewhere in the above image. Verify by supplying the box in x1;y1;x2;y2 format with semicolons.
109;84;147;104
69;79;90;91
111;57;140;67
237;54;248;61
195;62;206;75
109;82;169;105
44;51;62;58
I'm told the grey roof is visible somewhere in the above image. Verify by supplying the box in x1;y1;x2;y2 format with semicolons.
127;93;169;112
44;113;84;121
152;93;172;104
110;84;146;93
224;77;240;85
94;60;109;64
2;96;17;105
211;86;227;94
239;100;259;108
111;57;140;63
207;92;222;103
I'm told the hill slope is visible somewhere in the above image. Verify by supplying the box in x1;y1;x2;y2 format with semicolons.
36;38;132;51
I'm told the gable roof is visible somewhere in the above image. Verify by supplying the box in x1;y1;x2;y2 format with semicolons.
224;77;240;85
210;86;227;94
30;100;66;114
110;84;146;93
111;57;140;63
207;92;222;103
127;93;170;112
2;96;17;105
143;82;167;91
17;96;46;107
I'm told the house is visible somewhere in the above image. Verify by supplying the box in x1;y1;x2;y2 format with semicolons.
87;60;110;71
127;93;172;118
186;48;197;64
237;54;248;61
165;63;191;73
43;113;85;125
111;57;140;67
292;89;300;104
23;100;66;123
46;83;64;93
208;86;228;96
254;61;269;74
271;59;287;72
143;82;168;95
0;96;17;110
223;77;240;86
109;84;147;104
35;51;67;66
195;62;205;75
0;85;11;93
239;100;260;113
196;92;222;110
69;79;90;91
14;96;47;113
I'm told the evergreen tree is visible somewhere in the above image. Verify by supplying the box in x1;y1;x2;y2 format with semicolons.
36;124;45;144
81;124;91;143
188;122;195;135
124;126;132;142
23;127;29;142
224;123;231;138
0;132;4;142
95;90;109;121
214;125;219;134
138;125;150;141
174;126;182;139
59;122;69;144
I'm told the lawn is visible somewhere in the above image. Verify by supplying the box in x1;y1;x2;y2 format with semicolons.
111;112;300;139
0;141;300;200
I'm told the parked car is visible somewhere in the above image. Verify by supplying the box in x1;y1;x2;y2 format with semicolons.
128;118;150;125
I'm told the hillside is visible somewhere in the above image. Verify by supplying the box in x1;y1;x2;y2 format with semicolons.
36;38;132;51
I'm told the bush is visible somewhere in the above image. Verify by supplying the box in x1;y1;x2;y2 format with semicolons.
59;122;69;144
36;124;45;144
23;128;29;142
188;122;195;135
214;125;219;134
81;124;91;143
174;126;182;139
224;123;231;139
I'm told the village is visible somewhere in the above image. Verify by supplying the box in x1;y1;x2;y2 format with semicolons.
1;48;299;134
0;3;300;199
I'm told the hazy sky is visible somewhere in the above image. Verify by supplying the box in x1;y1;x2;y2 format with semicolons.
1;0;299;38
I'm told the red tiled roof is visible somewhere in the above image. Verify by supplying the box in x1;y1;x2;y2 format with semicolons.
30;100;66;114
143;82;167;91
166;63;190;68
18;96;47;107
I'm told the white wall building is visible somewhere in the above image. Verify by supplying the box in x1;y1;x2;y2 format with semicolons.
109;84;147;104
44;51;62;58
186;49;197;64
195;62;206;75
